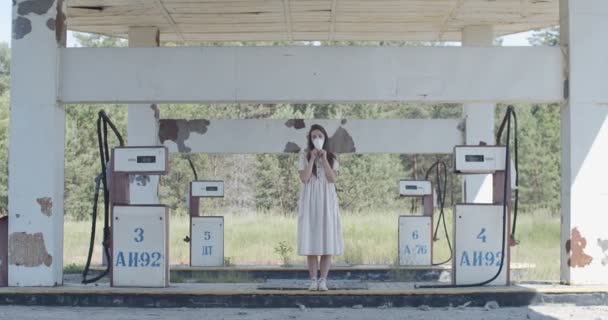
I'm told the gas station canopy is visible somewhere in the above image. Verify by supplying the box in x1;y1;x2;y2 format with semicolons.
66;0;559;43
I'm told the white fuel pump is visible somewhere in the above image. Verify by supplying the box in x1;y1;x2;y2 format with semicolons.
398;180;434;266
188;180;225;267
417;105;519;289
109;146;169;287
82;111;171;288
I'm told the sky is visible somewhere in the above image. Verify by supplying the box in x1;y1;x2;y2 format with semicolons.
1;2;534;47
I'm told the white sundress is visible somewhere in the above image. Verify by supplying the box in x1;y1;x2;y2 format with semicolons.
296;150;344;256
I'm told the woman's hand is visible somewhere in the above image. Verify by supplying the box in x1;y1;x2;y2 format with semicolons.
319;149;327;160
311;149;320;159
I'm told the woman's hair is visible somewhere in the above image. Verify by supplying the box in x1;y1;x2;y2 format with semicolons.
306;124;336;177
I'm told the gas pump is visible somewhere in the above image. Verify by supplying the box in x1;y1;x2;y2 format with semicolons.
110;146;170;287
417;105;519;288
398;180;434;266
451;145;513;286
186;180;225;267
398;159;453;267
82;111;171;288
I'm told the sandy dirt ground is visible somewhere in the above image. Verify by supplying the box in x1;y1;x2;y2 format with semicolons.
0;305;607;320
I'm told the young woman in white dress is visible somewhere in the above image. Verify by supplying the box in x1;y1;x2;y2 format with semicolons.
297;124;344;291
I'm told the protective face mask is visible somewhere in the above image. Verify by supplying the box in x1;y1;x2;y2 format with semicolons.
313;138;324;150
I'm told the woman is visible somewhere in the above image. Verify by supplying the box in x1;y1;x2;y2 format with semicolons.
297;124;343;291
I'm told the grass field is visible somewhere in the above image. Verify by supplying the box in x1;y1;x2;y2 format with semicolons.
65;209;560;281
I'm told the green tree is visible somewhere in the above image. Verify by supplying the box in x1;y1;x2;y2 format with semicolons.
0;42;9;96
528;26;559;46
0;91;9;215
72;32;127;47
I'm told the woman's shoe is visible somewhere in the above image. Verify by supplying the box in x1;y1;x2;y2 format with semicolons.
318;278;328;291
308;278;318;291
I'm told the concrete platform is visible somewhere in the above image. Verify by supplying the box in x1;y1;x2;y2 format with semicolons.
1;282;607;308
83;263;534;283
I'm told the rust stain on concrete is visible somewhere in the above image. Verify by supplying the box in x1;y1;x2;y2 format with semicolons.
54;0;66;45
36;197;52;217
565;227;593;268
8;232;53;267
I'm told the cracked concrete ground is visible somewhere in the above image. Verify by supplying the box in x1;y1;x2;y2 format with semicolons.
0;305;607;320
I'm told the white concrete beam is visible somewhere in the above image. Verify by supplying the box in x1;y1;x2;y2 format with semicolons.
462;25;495;204
560;0;608;285
158;119;464;154
60;46;563;104
127;27;161;205
9;0;67;286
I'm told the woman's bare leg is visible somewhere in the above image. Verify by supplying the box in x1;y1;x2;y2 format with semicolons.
307;256;319;279
319;255;332;279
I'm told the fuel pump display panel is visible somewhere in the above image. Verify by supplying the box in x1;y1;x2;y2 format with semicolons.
113;147;168;174
399;180;432;196
191;181;224;198
454;146;506;174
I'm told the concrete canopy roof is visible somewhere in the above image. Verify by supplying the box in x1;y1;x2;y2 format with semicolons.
66;0;558;43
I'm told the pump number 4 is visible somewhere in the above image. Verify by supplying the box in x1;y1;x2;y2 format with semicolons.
476;228;487;243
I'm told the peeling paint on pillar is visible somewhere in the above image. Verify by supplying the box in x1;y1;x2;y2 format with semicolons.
329;127;356;153
36;197;52;217
151;104;160;120
8;232;53;267
45;17;54;30
565;228;593;268
13;0;61;41
283;142;301;153
12;16;31;40
17;0;55;15
598;239;608;266
130;175;151;186
159;119;210;153
285;119;306;130
457;120;466;132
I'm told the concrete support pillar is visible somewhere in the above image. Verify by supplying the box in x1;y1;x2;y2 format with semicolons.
560;0;608;285
8;0;67;286
461;25;496;203
127;27;161;204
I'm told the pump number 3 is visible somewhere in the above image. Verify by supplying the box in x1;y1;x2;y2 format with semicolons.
134;228;144;243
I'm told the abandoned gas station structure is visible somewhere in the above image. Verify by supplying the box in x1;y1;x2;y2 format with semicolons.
3;0;608;298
